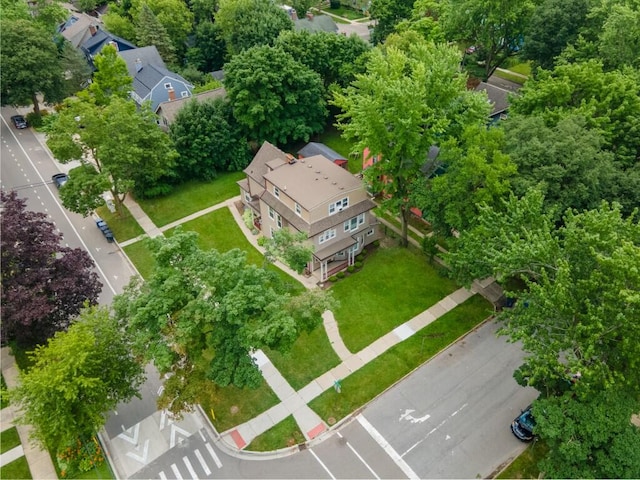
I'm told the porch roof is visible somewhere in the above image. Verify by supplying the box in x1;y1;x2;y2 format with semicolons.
313;237;356;262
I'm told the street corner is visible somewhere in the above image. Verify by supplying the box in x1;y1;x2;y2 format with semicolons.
109;416;170;478
153;409;205;449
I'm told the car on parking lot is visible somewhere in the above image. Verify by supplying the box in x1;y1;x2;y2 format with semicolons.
11;115;28;129
511;405;536;441
52;173;69;188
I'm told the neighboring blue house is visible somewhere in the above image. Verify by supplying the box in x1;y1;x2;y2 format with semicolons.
119;46;194;113
79;26;137;69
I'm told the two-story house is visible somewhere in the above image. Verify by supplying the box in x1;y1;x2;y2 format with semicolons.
239;142;379;281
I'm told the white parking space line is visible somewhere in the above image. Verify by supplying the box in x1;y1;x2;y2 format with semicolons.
194;449;211;475
171;463;183;480
357;414;420;480
337;432;380;479
205;442;223;468
159;471;167;480
183;456;198;480
310;449;336;480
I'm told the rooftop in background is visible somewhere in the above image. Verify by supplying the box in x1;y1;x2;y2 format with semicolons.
474;81;513;118
294;13;338;33
298;142;347;168
156;87;226;128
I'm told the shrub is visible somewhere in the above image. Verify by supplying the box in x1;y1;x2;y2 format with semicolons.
354;261;362;269
26;111;46;128
329;275;338;282
337;271;346;279
347;266;355;273
257;236;267;247
330;0;340;8
356;253;365;261
373;240;380;247
242;209;254;230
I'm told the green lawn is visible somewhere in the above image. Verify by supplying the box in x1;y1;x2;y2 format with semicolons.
0;456;32;480
95;204;144;242
319;5;367;20
497;440;547;479
493;69;527;85
122;240;155;279
309;295;492;423
245;415;305;451
201;380;281;433
135;172;245;227
264;324;341;391
331;246;458;352
1;427;21;454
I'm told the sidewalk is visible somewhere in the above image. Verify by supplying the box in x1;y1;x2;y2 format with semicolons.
1;347;58;479
110;195;492;459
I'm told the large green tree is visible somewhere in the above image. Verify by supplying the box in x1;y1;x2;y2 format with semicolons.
510;60;640;167
87;44;132;105
411;125;516;237
214;0;293;56
169;97;250;181
47;97;178;213
136;4;177;65
333;33;489;246
113;230;333;414
368;0;414;44
225;45;327;145
520;0;589;70
503;113;623;217
132;0;194;56
441;0;535;79
0;19;64;113
447;191;640;399
10;306;145;454
274;30;370;88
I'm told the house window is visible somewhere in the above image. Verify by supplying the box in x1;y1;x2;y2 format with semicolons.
164;83;172;89
344;213;365;232
318;228;336;244
367;228;375;236
329;197;349;215
244;191;252;203
295;202;301;216
180;91;189;98
276;213;282;228
274;186;280;198
268;206;275;220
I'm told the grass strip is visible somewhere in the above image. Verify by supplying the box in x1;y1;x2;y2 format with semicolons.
0;427;21;454
95;204;144;242
0;456;32;479
309;295;492;423
497;440;547;479
245;415;305;451
136;172;245;227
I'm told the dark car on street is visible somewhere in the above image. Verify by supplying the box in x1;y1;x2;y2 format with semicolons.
52;173;69;188
11;115;28;129
511;405;536;441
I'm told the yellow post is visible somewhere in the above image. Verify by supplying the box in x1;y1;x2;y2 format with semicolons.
210;408;216;420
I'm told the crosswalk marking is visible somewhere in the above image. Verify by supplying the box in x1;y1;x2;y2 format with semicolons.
159;471;167;480
171;463;183;480
205;442;223;469
183;456;198;480
194;449;211;475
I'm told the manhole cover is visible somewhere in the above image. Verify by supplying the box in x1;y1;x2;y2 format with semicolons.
230;405;239;415
328;417;336;425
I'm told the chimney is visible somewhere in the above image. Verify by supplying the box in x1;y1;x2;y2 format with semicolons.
89;24;97;36
135;58;143;73
306;12;313;20
285;153;296;164
168;88;176;101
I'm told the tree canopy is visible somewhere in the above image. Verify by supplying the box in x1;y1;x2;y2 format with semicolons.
225;45;327;145
10;306;145;454
215;0;293;56
113;230;333;414
169;97;250;181
0;190;102;347
333;33;490;246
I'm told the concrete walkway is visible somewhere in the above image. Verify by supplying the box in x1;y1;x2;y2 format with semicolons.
104;195;494;457
1;347;58;479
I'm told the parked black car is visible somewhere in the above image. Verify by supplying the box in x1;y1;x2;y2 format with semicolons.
11;115;28;129
52;173;69;188
511;405;536;441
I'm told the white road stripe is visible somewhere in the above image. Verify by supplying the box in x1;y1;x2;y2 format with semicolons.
205;442;223;468
309;449;336;480
171;463;183;480
183;456;198;480
159;471;167;480
357;414;420;480
194;449;211;475
345;440;380;479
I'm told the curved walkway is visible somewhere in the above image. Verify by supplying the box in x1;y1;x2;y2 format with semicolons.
118;195;484;452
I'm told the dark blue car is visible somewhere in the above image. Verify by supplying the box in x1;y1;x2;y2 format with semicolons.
511;406;536;441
